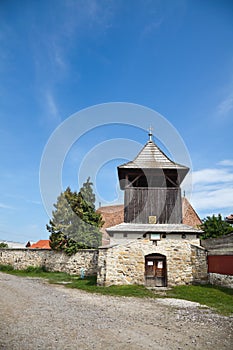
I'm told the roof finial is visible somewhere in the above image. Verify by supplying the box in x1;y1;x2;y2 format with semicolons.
148;125;153;141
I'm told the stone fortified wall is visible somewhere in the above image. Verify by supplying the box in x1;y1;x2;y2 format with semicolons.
191;244;208;284
0;241;208;288
0;249;98;276
209;273;233;289
97;237;208;287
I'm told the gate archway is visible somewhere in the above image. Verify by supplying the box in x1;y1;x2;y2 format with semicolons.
145;253;167;287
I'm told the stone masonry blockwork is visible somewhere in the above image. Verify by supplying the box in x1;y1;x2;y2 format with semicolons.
0;249;98;275
209;273;233;289
0;240;208;288
97;238;208;287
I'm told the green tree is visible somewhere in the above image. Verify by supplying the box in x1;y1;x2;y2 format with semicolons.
47;178;104;255
0;242;8;248
200;214;233;240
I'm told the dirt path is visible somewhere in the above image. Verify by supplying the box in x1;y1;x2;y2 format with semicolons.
0;272;232;349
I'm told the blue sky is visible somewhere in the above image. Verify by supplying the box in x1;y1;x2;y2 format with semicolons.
0;0;233;243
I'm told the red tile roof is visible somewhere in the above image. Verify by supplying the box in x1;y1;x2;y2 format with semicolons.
226;214;233;223
97;205;124;229
97;205;124;245
98;198;201;228
182;197;202;227
97;197;202;245
29;240;51;249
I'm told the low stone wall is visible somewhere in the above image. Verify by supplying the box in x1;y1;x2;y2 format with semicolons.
0;242;209;287
0;249;98;276
97;237;208;287
191;245;208;284
209;273;233;289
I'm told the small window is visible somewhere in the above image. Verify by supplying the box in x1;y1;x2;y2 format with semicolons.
123;233;128;238
182;233;186;239
162;233;166;239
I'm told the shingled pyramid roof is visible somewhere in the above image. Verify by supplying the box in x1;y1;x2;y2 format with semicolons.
118;140;189;172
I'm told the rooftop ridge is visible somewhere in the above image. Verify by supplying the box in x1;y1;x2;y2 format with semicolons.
118;139;189;170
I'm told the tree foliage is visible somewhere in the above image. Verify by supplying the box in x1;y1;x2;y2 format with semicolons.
200;214;233;240
0;242;8;248
47;178;104;255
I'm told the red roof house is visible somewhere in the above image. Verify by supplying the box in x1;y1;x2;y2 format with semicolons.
29;240;51;249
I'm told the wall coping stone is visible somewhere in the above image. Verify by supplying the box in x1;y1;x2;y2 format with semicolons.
208;250;233;256
0;248;98;252
190;244;206;251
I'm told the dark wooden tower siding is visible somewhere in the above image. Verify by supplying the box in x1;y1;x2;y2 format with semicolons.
118;130;189;225
124;187;182;224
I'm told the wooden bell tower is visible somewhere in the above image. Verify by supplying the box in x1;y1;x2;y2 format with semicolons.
117;129;189;224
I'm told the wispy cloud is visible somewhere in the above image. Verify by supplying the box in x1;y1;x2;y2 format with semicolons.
26;199;41;205
63;0;114;33
32;1;115;125
218;159;233;167
140;18;164;38
217;91;233;117
0;202;15;210
192;168;233;184
191;187;233;212
5;194;41;206
35;0;114;74
44;89;61;124
190;165;233;217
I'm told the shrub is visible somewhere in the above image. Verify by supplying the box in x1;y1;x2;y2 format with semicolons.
25;266;47;273
0;264;14;271
200;214;233;239
0;242;8;248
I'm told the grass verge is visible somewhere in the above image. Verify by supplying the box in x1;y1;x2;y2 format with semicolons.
0;264;156;298
67;275;157;298
167;284;233;316
0;265;232;315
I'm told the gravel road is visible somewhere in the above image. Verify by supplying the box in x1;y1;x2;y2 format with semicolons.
0;272;232;350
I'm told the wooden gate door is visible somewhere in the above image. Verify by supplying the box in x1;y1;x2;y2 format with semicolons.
145;254;167;287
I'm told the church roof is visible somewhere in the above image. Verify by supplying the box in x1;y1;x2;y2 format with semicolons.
97;198;202;230
118;140;189;172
